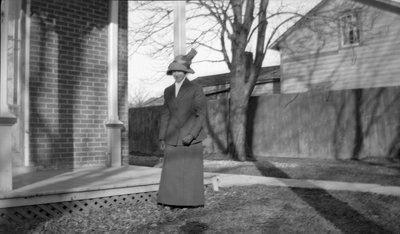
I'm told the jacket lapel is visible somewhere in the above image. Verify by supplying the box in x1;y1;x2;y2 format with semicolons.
165;85;178;108
176;78;191;103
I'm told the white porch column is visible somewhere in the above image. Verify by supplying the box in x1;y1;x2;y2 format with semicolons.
22;0;31;167
0;0;17;192
174;1;186;56
105;0;123;167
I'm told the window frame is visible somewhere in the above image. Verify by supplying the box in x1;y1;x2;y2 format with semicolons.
339;9;361;48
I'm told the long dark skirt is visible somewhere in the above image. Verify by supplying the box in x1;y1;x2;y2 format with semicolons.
157;143;204;206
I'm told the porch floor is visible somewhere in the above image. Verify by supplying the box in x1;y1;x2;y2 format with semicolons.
0;166;217;208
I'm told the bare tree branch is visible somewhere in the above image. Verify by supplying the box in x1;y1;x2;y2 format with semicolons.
264;14;303;54
128;87;150;108
220;29;232;69
253;0;269;70
231;0;243;27
194;59;226;64
243;0;255;33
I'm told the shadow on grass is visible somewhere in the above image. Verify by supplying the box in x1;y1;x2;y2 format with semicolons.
357;157;400;172
209;163;291;178
254;161;395;234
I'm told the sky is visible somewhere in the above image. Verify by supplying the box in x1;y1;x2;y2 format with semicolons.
128;0;322;100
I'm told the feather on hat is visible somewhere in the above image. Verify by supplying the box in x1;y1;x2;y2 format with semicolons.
166;49;197;75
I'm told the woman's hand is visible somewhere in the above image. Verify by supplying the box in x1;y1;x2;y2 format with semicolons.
182;134;194;146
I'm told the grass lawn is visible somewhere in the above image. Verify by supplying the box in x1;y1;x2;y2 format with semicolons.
2;185;399;234
2;156;399;233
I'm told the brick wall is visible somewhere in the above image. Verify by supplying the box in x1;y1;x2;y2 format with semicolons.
29;0;128;169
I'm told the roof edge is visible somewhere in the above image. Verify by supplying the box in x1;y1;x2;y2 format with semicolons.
269;0;329;50
193;65;280;87
270;0;400;50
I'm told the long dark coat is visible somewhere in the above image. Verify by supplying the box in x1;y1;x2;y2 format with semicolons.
157;78;207;206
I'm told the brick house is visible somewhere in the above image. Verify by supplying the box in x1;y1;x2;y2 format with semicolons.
270;0;400;93
1;0;128;190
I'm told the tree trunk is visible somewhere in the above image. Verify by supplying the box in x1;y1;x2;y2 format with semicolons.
228;52;252;161
228;93;249;161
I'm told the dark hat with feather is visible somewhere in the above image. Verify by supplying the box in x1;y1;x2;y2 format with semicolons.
166;49;197;75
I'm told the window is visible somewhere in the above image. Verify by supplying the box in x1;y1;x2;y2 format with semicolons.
340;11;360;47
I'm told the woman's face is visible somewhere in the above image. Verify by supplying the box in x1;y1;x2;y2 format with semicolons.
172;71;186;83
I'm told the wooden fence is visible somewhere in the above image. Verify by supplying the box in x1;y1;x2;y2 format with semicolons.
129;86;400;160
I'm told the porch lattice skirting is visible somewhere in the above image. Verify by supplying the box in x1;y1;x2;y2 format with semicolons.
0;191;158;224
0;166;218;225
0;185;214;224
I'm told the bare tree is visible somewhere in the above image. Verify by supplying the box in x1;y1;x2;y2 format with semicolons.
129;0;316;161
128;87;150;108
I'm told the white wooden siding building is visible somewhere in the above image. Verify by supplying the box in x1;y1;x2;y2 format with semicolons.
271;0;400;93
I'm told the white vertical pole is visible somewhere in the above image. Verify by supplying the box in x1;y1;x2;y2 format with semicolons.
174;1;186;57
0;0;17;192
106;0;123;167
13;0;20;107
1;0;10;115
12;0;22;169
108;0;119;122
23;0;31;167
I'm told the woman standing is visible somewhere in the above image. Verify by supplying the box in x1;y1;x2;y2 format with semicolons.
157;50;207;208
